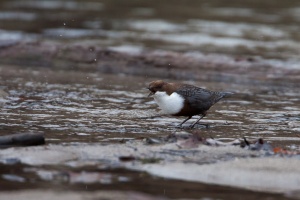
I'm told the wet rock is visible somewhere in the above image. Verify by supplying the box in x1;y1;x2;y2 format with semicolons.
131;157;300;193
0;141;299;193
0;133;45;147
0;146;78;165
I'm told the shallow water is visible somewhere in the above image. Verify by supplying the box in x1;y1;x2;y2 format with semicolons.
0;65;299;199
0;0;300;64
0;0;300;199
0;65;299;147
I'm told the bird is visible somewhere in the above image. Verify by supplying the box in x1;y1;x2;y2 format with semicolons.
147;80;233;128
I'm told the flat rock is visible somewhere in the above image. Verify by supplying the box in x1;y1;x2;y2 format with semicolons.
0;146;78;165
0;142;299;193
129;157;300;193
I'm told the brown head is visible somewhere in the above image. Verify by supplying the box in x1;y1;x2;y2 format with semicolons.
147;80;169;97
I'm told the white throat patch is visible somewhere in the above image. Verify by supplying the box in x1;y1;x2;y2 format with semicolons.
153;91;184;115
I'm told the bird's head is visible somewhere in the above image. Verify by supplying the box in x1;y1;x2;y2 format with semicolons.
147;80;167;97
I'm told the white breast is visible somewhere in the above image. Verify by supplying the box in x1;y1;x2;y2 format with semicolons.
153;91;184;115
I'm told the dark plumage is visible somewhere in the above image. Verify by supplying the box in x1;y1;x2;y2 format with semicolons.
148;80;233;128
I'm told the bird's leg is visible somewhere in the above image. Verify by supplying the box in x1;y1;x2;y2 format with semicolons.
190;114;206;128
177;116;192;127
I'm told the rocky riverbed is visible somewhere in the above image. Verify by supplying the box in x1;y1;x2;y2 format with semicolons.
0;0;300;199
0;45;299;199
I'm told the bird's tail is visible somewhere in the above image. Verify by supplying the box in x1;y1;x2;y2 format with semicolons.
221;92;234;98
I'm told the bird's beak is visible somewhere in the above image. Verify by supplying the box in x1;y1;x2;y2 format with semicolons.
148;91;155;97
147;87;155;97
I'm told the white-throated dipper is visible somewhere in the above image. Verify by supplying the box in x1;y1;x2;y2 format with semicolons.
147;80;233;128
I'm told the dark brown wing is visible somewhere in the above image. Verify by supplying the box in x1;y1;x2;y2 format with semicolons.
175;84;224;112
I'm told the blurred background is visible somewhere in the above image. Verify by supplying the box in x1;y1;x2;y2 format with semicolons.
0;0;300;61
0;1;300;199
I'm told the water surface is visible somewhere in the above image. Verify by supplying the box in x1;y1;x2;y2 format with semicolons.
1;65;299;147
0;0;300;199
0;0;300;64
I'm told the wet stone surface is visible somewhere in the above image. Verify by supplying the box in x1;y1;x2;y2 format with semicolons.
0;0;300;199
0;63;300;200
0;65;299;148
0;163;292;200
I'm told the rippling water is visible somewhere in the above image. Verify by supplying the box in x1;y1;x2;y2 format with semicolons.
1;65;299;149
0;1;300;199
0;0;300;63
